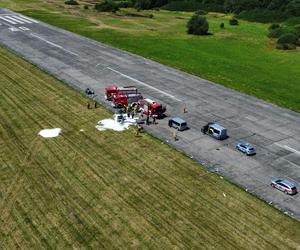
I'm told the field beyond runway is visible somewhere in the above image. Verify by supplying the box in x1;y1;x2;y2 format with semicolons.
0;8;300;220
1;40;300;249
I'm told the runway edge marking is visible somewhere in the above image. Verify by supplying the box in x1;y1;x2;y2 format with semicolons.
30;33;79;57
107;67;181;102
275;142;300;155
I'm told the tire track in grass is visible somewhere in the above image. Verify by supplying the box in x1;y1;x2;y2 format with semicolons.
36;134;171;247
52;133;229;248
0;138;42;244
42;138;155;248
31;140;125;248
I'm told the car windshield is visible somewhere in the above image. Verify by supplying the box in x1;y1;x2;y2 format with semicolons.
248;148;254;150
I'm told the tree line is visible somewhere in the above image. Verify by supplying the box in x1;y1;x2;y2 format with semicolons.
117;0;300;22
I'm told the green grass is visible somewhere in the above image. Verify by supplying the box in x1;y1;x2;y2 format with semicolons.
1;45;300;248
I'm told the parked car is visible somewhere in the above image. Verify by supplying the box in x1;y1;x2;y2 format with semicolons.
168;117;187;131
201;123;227;140
236;142;256;155
271;179;297;195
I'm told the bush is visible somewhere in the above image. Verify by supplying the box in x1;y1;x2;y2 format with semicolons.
229;18;239;25
162;1;204;12
117;1;133;8
220;22;225;29
237;9;287;23
84;5;89;10
276;43;296;50
187;14;209;35
268;28;289;38
195;9;207;16
284;16;300;26
65;0;79;5
285;0;300;17
95;0;119;12
277;33;298;45
134;0;151;10
268;23;280;30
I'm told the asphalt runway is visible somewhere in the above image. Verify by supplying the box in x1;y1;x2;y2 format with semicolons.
1;8;300;220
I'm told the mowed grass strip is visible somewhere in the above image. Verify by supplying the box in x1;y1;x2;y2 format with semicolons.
0;46;300;249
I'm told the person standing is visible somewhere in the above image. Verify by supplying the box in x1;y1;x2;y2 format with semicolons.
127;105;130;118
152;115;157;125
172;131;177;141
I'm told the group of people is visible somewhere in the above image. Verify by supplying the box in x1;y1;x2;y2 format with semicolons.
123;103;140;119
121;103;158;125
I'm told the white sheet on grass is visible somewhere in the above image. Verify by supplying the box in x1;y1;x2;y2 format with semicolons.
38;128;61;138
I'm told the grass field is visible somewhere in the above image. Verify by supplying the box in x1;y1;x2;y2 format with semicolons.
1;46;300;248
1;1;300;112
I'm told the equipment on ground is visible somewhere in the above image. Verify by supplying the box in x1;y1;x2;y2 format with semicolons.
105;86;138;101
85;88;95;95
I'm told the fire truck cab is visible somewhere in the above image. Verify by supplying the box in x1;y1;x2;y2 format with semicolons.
139;98;166;117
105;86;138;101
112;93;143;108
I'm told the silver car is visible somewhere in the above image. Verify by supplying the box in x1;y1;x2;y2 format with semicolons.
271;179;297;195
235;142;256;155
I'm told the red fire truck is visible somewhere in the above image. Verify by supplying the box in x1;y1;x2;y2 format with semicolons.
139;98;166;117
105;86;138;101
112;93;143;108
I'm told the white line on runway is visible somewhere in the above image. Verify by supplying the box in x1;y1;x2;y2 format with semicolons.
18;14;39;23
275;143;300;155
0;16;17;24
4;16;25;24
107;67;182;102
12;16;32;24
0;13;39;23
30;33;79;57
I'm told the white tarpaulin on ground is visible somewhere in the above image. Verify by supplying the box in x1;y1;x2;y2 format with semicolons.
96;114;138;132
38;128;62;138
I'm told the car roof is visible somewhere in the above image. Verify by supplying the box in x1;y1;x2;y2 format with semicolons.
274;179;296;188
239;142;253;147
280;179;296;188
171;117;186;124
210;123;226;131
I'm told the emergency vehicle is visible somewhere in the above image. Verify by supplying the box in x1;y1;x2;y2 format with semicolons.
139;98;166;117
105;86;138;101
112;93;143;108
